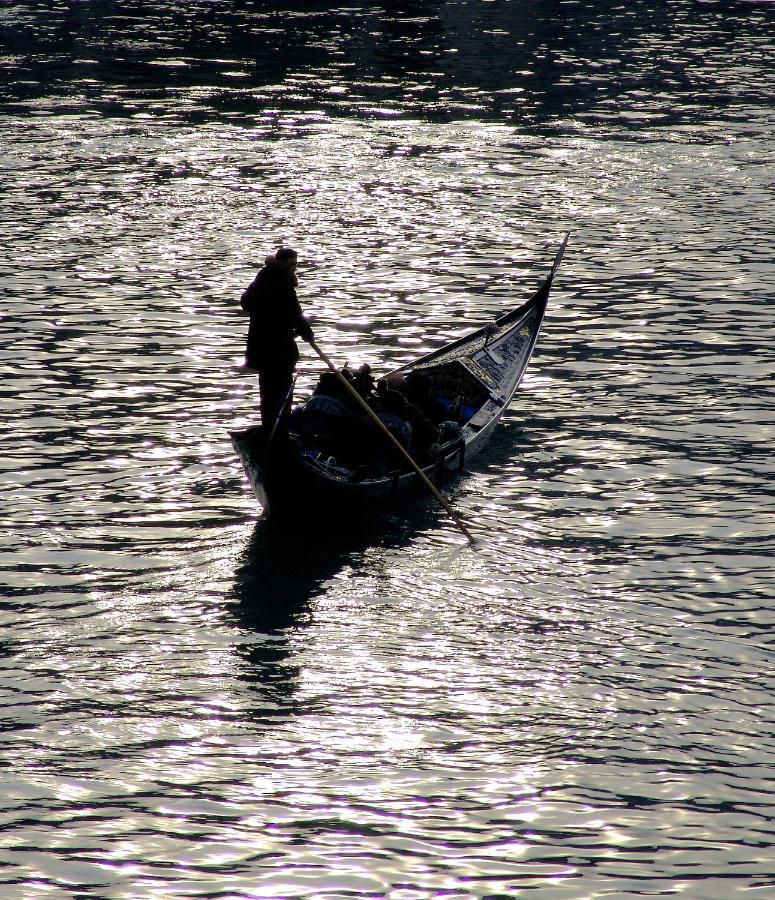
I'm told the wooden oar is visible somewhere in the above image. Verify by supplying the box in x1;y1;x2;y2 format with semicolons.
309;340;477;545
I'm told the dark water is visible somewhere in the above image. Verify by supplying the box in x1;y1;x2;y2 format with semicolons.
1;2;773;897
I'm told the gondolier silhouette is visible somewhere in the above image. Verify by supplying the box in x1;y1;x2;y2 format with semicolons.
240;247;314;432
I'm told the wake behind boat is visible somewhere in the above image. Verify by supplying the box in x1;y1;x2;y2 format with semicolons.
231;235;568;519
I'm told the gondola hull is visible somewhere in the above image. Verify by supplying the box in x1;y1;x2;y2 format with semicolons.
230;236;568;519
230;422;468;517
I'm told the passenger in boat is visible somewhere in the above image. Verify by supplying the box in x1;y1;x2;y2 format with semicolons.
405;370;446;424
372;375;438;460
405;401;439;460
307;371;351;414
240;247;314;430
344;363;376;404
372;378;413;452
292;371;371;463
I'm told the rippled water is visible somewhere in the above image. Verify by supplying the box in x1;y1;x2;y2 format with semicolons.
1;2;773;897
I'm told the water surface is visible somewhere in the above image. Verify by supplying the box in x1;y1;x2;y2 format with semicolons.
1;2;773;897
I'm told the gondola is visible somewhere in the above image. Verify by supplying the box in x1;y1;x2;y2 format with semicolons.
230;234;568;518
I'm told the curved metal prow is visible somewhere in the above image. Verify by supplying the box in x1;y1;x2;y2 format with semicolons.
550;232;570;281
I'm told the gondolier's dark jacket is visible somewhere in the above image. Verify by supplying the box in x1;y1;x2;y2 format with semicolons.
240;259;313;369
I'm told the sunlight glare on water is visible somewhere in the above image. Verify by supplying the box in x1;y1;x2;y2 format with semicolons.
1;1;774;897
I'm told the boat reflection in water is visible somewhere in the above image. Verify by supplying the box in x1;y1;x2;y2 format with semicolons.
228;505;442;709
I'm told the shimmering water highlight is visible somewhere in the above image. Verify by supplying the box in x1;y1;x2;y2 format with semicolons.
1;2;773;897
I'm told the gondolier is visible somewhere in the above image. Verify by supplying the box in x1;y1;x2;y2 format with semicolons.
240;246;314;429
